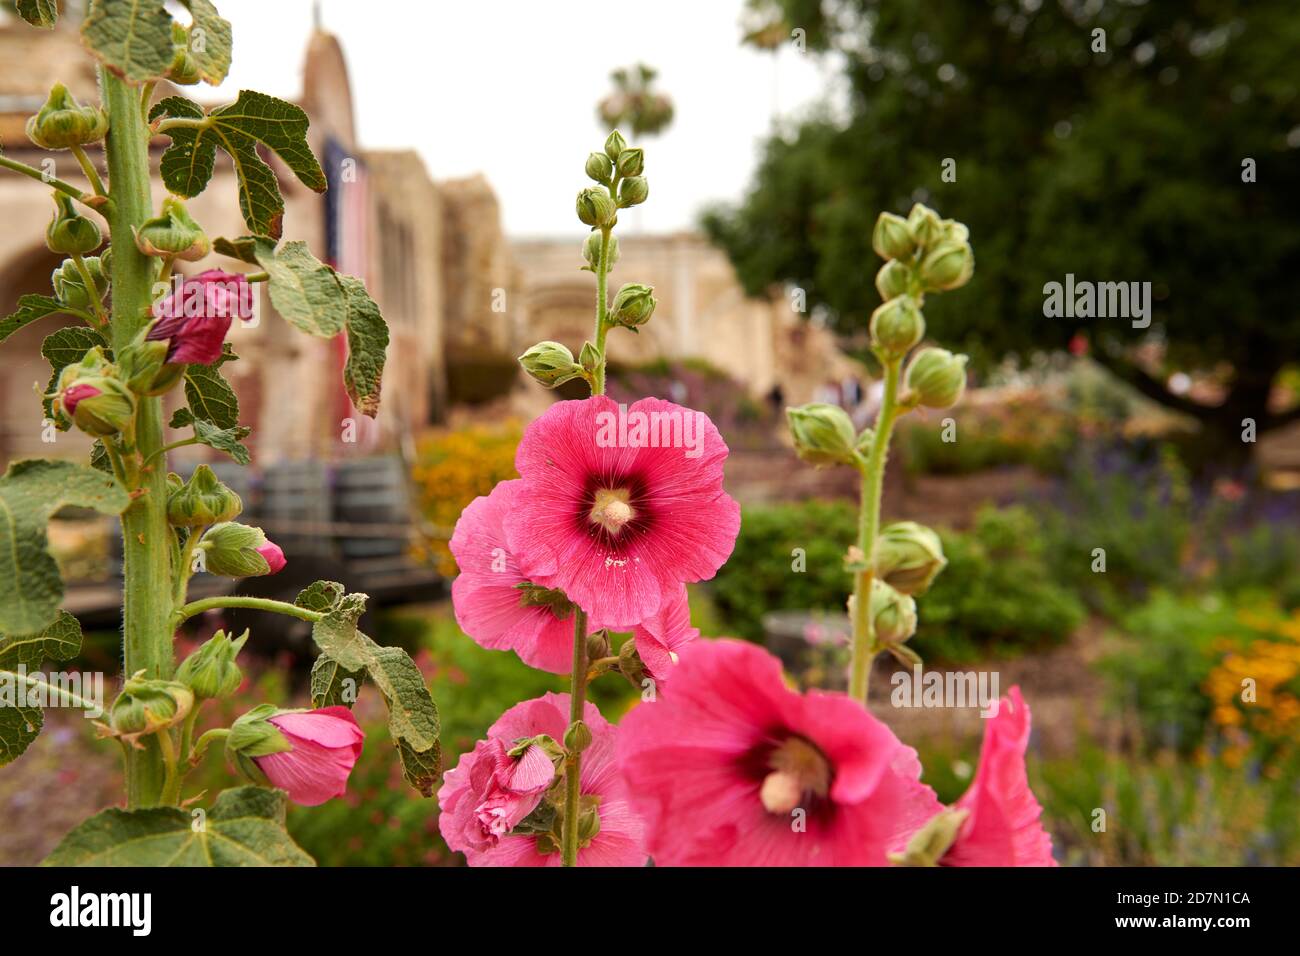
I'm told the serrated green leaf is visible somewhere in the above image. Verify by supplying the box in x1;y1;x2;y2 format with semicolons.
15;0;58;28
311;595;441;796
309;654;363;709
153;91;326;238
182;363;239;430
337;274;388;418
42;786;315;866
89;441;112;474
0;461;128;635
151;96;214;196
81;0;175;84
41;326;109;424
295;579;345;613
0;295;65;345
177;0;232;85
254;239;345;337
212;235;264;265
0;611;84;767
169;407;251;464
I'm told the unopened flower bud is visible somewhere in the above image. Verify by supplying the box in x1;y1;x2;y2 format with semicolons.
616;147;644;177
227;703;292;783
167;464;243;527
46;194;101;256
919;241;974;291
906;203;943;250
604;129;627;160
609;283;656;328
117;338;184;396
875;259;912;301
875;521;947;595
563;720;593;754
617;175;648;207
166;22;202;86
202;522;286;577
869;295;925;357
577;803;602;842
618;638;650;688
108;674;194;743
134;197;210;261
872;211;915;261
786;403;858;468
582;232;619;272
869;578;917;646
940;219;969;245
50;348;134;436
518;340;585;388
175;629;248;700
576;186;616;227
578;340;600;374
51;256;107;311
905;347;968;408
585;151;613;184
585;630;611;661
25;83;108;150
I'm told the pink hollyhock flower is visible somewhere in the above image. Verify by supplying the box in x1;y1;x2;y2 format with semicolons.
255;706;364;807
148;270;252;364
940;686;1056;866
504;396;740;628
61;383;101;415
451;479;601;673
438;693;646;866
615;638;942;866
629;583;699;687
255;540;286;574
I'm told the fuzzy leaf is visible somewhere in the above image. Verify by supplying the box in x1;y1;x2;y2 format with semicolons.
81;0;175;83
212;235;263;265
0;460;128;635
177;0;232;85
0;295;65;345
295;580;345;614
253;239;345;337
312;595;441;796
182;363;239;430
309;654;364;710
152;91;326;238
41;326;109;424
338;274;388;417
42;786;315;866
15;0;58;28
89;441;112;474
0;611;84;767
169;407;251;465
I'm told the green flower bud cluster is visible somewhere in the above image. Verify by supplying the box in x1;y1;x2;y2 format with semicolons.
105;673;194;745
46;193;101;256
51;255;108;312
518;341;586;389
176;629;248;701
167;464;243;527
134;197;209;261
48;346;135;437
576;129;648;227
872;203;974;301
25;83;108;150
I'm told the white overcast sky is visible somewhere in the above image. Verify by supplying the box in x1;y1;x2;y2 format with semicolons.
196;0;836;238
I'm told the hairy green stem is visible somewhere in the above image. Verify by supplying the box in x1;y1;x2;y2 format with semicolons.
104;67;173;809
0;154;107;215
561;607;588;867
172;595;323;628
848;357;903;702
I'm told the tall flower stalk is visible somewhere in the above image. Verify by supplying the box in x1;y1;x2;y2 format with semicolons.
787;203;975;703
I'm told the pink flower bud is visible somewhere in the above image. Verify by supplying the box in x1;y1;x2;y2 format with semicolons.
147;270;252;365
255;540;286;574
254;706;364;806
61;383;101;415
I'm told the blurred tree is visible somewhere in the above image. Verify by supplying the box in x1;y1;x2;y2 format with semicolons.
706;0;1300;467
598;63;674;138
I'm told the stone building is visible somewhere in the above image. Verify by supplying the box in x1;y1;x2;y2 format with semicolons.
0;19;445;467
0;13;856;471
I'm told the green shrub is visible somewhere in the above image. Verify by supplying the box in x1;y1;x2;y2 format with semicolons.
711;500;1083;663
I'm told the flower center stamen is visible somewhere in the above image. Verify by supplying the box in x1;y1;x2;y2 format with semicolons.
759;736;831;815
589;487;635;535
